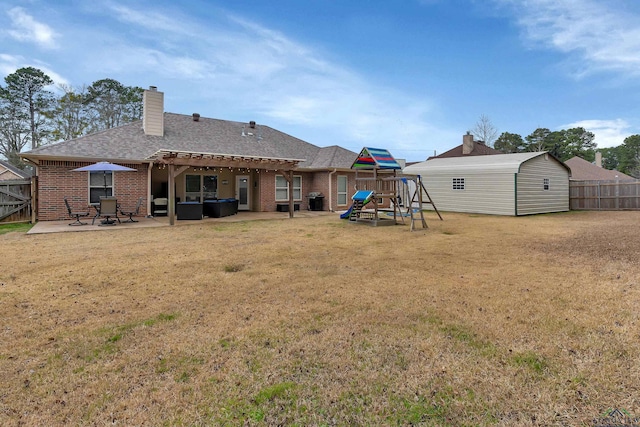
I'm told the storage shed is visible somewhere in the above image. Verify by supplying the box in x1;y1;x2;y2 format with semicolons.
403;152;570;216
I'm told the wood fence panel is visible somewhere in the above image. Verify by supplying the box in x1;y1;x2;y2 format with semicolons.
0;179;32;223
570;180;640;210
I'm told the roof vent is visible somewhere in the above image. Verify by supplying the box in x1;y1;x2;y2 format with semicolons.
192;113;200;122
249;120;256;128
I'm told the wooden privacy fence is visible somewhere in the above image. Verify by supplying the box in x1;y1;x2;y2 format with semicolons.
0;179;32;223
570;179;640;210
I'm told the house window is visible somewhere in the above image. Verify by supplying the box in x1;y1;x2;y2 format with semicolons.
337;176;348;205
543;178;550;190
89;171;112;203
185;174;218;201
275;175;302;201
452;178;465;190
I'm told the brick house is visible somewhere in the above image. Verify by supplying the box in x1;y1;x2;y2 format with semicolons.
21;87;362;223
564;155;635;181
0;159;31;181
428;133;503;159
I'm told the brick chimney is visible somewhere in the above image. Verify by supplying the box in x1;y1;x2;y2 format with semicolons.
463;133;474;155
595;151;602;168
143;86;164;136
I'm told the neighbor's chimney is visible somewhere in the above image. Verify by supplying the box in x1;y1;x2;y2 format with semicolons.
462;133;474;155
143;86;164;136
595;151;602;168
192;113;200;122
249;120;256;129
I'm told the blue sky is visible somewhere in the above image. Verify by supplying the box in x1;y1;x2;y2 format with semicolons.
1;0;640;161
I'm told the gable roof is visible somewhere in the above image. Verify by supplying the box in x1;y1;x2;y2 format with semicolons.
430;141;502;159
405;151;570;174
0;159;31;180
564;156;634;181
351;147;402;170
21;113;357;170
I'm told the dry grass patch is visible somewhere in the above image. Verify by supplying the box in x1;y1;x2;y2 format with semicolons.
1;211;639;426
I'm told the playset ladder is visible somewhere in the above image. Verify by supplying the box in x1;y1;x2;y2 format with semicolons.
402;176;442;231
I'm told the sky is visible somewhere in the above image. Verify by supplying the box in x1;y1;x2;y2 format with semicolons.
1;0;640;161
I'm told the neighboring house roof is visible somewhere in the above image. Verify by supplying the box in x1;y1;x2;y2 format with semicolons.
351;147;402;170
21;113;357;170
430;141;502;159
564;156;634;181
0;159;31;180
405;151;571;174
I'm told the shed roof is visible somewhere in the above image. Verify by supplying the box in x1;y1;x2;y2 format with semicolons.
404;152;570;174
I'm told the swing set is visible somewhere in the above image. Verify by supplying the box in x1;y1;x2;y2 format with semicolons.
341;147;442;231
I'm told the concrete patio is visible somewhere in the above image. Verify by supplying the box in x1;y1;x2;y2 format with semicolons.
28;210;335;234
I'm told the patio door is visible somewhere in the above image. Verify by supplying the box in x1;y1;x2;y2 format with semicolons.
235;175;250;210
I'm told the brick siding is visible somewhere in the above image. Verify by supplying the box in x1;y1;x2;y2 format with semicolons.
37;161;148;221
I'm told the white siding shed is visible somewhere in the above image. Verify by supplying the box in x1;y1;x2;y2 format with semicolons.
403;152;570;216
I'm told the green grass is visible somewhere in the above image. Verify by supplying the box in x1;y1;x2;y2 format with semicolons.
0;222;32;235
511;351;549;374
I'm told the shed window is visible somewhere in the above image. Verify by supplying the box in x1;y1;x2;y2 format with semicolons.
543;178;550;191
452;178;465;190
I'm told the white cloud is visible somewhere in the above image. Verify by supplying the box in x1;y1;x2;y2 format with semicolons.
6;7;58;49
561;119;634;148
0;54;68;87
0;53;23;76
0;2;449;159
496;0;640;77
76;4;445;158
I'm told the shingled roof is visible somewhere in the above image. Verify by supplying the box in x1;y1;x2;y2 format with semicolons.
565;156;635;181
22;113;357;170
429;141;502;159
0;159;32;180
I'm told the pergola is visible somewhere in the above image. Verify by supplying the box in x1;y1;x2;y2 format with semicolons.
147;149;305;225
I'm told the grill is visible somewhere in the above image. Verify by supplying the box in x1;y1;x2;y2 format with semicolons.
307;192;324;211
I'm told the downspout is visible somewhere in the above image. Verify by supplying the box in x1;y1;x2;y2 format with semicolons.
147;162;153;217
328;169;337;212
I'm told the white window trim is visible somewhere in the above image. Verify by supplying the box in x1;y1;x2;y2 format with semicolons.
89;171;113;203
275;175;302;202
543;178;550;191
337;175;348;206
185;174;219;201
452;177;465;190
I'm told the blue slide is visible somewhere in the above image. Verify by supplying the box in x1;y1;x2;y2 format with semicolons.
340;191;374;219
340;205;354;219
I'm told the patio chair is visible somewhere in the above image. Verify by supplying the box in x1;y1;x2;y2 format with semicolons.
153;197;168;216
64;197;90;226
93;196;120;225
120;197;144;223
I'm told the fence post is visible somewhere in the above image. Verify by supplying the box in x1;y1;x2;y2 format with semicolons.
31;175;37;223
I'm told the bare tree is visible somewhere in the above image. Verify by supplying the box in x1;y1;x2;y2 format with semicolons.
471;114;499;146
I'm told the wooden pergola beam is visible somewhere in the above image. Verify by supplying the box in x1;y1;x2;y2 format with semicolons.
154;153;299;171
150;151;304;224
